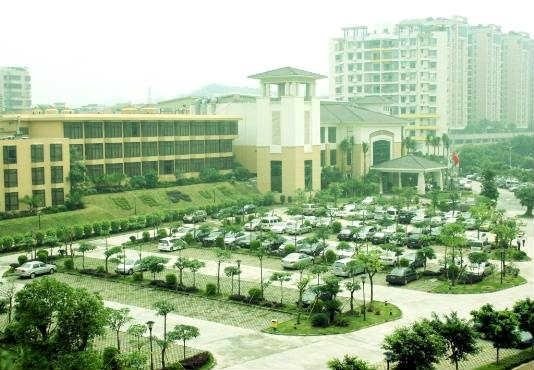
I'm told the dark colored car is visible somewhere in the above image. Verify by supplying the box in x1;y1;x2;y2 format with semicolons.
337;228;355;241
370;231;389;245
406;233;426;249
398;210;415;224
298;241;326;257
202;231;223;246
386;267;418;285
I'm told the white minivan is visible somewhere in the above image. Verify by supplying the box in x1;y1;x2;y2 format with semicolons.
332;258;364;277
158;237;187;252
260;215;282;231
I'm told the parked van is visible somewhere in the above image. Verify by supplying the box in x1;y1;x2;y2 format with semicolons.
332;258;364;277
260;215;282;230
158;237;187;252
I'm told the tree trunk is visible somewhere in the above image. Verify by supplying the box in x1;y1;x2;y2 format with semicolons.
260;259;264;298
183;339;187;359
496;346;500;363
179;270;183;286
163;316;167;339
116;330;121;352
217;262;221;294
161;347;166;369
350;291;354;313
526;206;533;217
369;275;374;303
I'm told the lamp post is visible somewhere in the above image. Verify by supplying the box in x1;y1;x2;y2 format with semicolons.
37;209;42;229
146;320;155;370
236;259;242;296
360;275;366;321
384;350;393;370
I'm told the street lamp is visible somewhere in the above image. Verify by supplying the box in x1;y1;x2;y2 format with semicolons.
384;350;394;370
37;209;42;229
146;320;155;370
236;259;242;296
360;275;366;321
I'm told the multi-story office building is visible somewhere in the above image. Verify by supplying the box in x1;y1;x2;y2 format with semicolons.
468;25;502;124
0;67;32;113
501;32;532;129
0;113;238;212
330;17;469;140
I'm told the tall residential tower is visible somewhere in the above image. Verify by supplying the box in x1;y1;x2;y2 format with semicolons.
0;67;32;113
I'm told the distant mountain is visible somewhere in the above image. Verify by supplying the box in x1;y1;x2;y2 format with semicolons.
189;84;259;98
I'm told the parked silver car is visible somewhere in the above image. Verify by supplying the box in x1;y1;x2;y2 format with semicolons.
15;261;56;278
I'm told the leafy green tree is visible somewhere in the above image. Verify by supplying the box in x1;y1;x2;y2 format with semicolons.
416;245;436;270
309;264;329;285
251;241;268;298
77;242;95;270
173;324;200;359
139;256;167;281
127;324;147;351
515;184;534;217
480;169;499;201
431;312;479;370
487;310;520;363
214;247;231;294
118;350;147;370
103;246;122;273
187;259;205;289
314;275;342;323
174;257;192;287
439;222;467;285
106;307;132;352
382;320;446;370
362;142;369;176
269;271;292;305
513;298;534;334
224;265;241;295
153;300;175;340
328;355;376;370
470;201;493;238
0;282;15;323
356;250;382;303
471;304;498;339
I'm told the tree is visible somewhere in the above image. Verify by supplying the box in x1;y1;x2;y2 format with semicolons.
439;222;467;285
344;279;360;315
432;136;441;156
106;307;132;352
214;248;231;294
153;300;175;340
382;319;446;370
296;274;310;324
471;201;493;238
431;312;479;370
118;351;147;370
173;324;200;360
127;324;147;352
174;257;191;287
339;137;352;175
139;256;167;281
269;271;292;305
0;282;16;323
425;134;433;155
356;250;382;303
187;259;205;290
471;304;499;339
314;275;342;323
19;194;43;213
77;242;95;270
442;133;450;158
493;216;519;284
251;241;268;298
362;142;369;176
103;246;122;273
488;310;520;363
515;184;534;217
224;266;240;296
327;355;376;370
416;245;436;270
309;263;329;285
480;169;499;201
513;298;534;334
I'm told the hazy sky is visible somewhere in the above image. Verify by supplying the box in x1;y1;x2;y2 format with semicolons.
2;0;533;106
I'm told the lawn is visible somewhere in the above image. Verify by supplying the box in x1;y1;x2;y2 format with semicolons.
403;272;526;294
0;181;259;235
266;301;401;336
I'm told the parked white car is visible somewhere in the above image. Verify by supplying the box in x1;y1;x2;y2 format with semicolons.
171;226;195;238
331;258;364;277
158;237;187;252
115;257;144;275
270;222;287;234
15;261;56;278
244;218;261;231
281;253;313;269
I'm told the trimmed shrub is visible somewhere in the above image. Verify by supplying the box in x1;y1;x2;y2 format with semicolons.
165;273;177;288
96;265;106;274
334;316;350;327
205;283;217;296
101;347;120;370
132;272;143;282
63;259;74;270
83;224;93;238
310;313;330;327
17;255;28;266
331;221;342;234
180;351;212;370
36;249;49;262
157;228;168;239
248;288;263;304
280;194;286;204
142;231;150;242
324;249;337;264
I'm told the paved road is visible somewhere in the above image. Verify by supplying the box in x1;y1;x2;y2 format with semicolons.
1;185;532;369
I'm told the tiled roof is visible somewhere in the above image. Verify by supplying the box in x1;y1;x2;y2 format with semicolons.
320;101;406;125
372;154;447;171
248;67;326;80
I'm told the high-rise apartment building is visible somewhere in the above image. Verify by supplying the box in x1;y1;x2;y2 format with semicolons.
468;25;502;124
330;17;469;140
0;67;32;113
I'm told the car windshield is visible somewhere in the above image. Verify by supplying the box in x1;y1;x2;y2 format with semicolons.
390;268;407;275
20;262;34;268
124;259;137;265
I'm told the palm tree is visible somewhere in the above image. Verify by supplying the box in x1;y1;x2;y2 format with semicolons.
432;136;441;156
361;142;369;177
425;133;434;155
442;133;450;158
19;194;43;213
339;137;351;175
153;300;175;340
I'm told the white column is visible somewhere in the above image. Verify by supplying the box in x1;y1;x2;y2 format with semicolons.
434;171;443;190
398;172;402;189
417;172;426;195
379;173;384;194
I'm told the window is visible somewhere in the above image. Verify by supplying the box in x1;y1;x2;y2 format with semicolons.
141;142;158;157
304;111;311;145
270;161;282;192
123;122;140;137
3;146;16;164
84;122;103;138
31;144;44;162
51;166;64;184
373;140;391;165
190;122;206;136
175;159;189;173
205;121;218;135
50;144;63;161
86;165;104;178
271;111;281;145
330;150;337;166
104;122;123;138
320;150;326;166
69;144;83;158
51;188;64;206
32;167;45;185
189;158;204;172
174;121;190;136
347;149;352;165
158;122;174;136
320;127;325;143
159;160;174;175
220;140;232;153
64;122;83;138
3;169;17;187
205;140;219;153
175;141;190;155
190;140;205;154
159;141;174;156
105;143;123;158
304;160;313;191
105;163;123;175
141;122;158;137
4;192;18;211
85;143;103;160
142;161;158;175
328;127;337;143
32;190;45;207
124;142;141;157
124;162;141;177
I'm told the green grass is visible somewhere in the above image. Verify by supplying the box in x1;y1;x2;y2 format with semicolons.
472;348;534;370
266;301;401;336
0;182;258;235
404;272;526;294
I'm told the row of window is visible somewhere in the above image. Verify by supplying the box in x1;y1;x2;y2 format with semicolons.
270;160;314;193
85;156;234;178
64;120;238;139
2;144;63;165
4;188;64;211
71;140;233;160
3;167;64;188
320;127;337;143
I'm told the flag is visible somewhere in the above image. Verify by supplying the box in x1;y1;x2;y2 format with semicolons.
452;152;460;166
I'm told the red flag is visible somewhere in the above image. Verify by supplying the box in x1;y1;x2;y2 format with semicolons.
452;152;460;166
